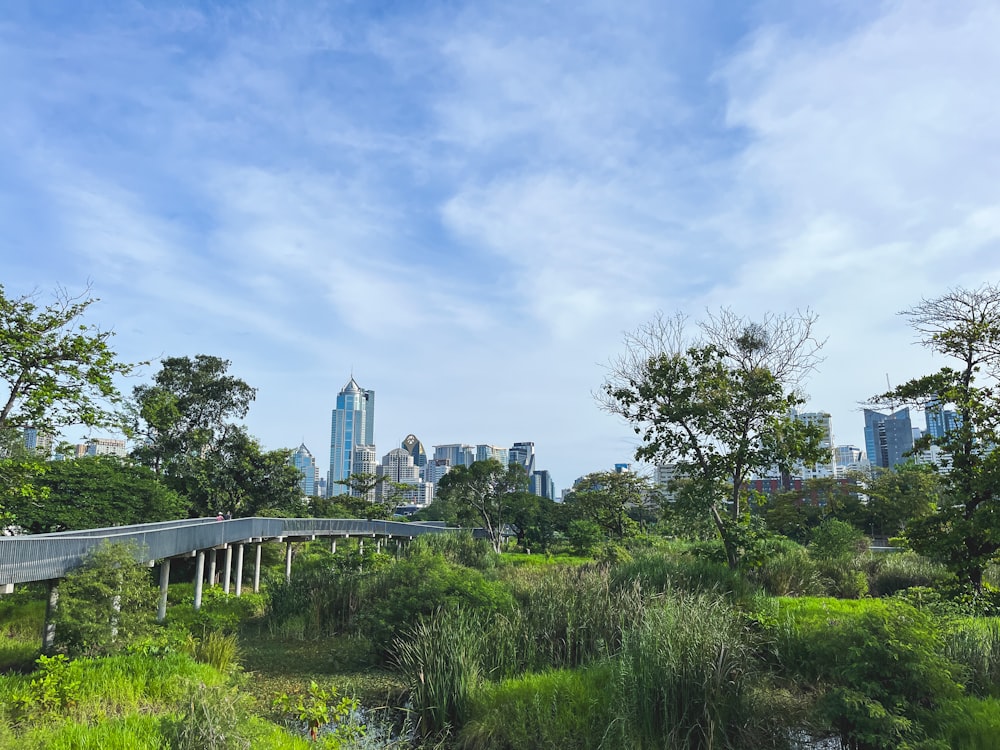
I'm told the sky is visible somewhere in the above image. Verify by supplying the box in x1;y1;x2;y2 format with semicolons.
2;0;1000;492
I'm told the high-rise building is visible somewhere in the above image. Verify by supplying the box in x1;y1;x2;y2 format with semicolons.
74;438;128;457
864;408;914;469
531;469;556;500
290;443;318;496
794;411;836;479
509;442;535;476
23;427;53;456
433;444;475;468
424;458;451;484
926;401;960;440
402;434;427;468
476;444;510;465
378;448;434;506
329;376;375;496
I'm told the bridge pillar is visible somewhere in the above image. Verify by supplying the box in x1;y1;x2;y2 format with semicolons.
193;550;206;611
234;544;244;597
223;546;233;595
207;549;217;588
157;558;171;622
42;579;59;654
253;543;262;593
284;541;293;583
376;539;382;553
331;538;337;554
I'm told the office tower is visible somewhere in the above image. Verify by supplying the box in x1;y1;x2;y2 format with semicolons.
864;408;914;469
476;444;510;465
424;458;451;484
378;448;434;505
23;427;53;455
329;376;375;496
402;434;427;468
531;469;556;500
290;443;318;496
433;444;475;468
509;442;535;476
926;401;960;440
795;411;836;479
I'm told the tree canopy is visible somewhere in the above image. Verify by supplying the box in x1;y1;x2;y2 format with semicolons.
600;309;827;567
435;459;529;553
873;284;1000;589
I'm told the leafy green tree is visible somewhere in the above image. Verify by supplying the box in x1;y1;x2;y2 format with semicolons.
600;309;826;567
174;426;304;518
130;355;256;475
874;284;1000;589
564;471;651;539
436;459;529;553
10;455;185;533
863;463;939;538
52;542;156;657
0;285;137;507
506;491;557;550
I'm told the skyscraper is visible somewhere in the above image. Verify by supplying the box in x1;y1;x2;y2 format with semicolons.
864;408;914;469
290;443;318;496
926;401;960;440
794;411;836;479
510;442;535;476
329;376;375;496
432;444;475;468
402;434;427;468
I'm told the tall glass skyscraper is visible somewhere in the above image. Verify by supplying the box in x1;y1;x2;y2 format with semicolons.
329;377;375;496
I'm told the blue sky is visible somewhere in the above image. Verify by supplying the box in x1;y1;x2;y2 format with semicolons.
3;0;999;491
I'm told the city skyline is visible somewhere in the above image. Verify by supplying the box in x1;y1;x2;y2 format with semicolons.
4;2;999;488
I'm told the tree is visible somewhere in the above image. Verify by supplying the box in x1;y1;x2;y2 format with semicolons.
10;455;185;533
862;463;938;539
600;309;826;568
564;470;652;539
435;459;529;553
505;491;557;551
873;284;1000;589
0;284;136;504
130;355;256;475
174;426;304;518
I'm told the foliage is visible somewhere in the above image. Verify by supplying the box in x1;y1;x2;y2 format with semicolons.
565;519;603;556
773;597;962;749
0;284;137;437
460;663;618;750
163;681;259;750
406;531;498;571
131;354;256;475
863;464;940;538
272;680;363;745
941;618;1000;697
563;470;650;539
11;455;185;533
10;654;83;725
873;285;1000;590
866;553;953;597
505;491;558;551
52;541;157;658
435;459;529;553
600;309;826;567
809;518;868;560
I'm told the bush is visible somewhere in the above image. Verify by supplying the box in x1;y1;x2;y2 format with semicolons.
942;618;1000;697
407;531;498;570
809;518;868;560
866;553;953;597
163;682;259;750
772;598;962;749
52;542;157;658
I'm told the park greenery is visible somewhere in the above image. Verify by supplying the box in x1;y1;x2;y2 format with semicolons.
1;283;1000;747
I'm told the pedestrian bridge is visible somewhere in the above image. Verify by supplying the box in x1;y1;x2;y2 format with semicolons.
0;517;458;647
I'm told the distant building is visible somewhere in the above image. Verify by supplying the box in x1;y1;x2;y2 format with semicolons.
402;434;427;468
864;408;914;469
531;469;556;500
794;411;836;479
509;442;536;476
23;427;53;456
329;376;375;496
423;458;451;485
289;443;318;496
926;401;960;440
75;438;127;457
378;447;434;506
476;444;510;465
432;444;475;468
833;445;869;477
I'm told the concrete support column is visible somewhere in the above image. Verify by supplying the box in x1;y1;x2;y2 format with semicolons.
157;559;171;622
223;546;233;595
376;539;382;554
358;538;364;555
193;550;206;611
253;543;262;593
331;538;337;554
207;549;217;588
284;541;293;583
234;544;244;597
42;579;59;653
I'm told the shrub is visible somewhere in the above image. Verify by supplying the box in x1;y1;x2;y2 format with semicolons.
610;552;760;601
772;598;962;749
809;518;868;560
408;531;498;570
163;682;259;750
748;544;824;597
942;618;1000;697
52;541;157;658
866;552;953;597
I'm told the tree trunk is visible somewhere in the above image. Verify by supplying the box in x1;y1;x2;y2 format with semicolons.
709;504;738;569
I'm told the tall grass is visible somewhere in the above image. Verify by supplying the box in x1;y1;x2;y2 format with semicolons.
610;552;761;601
617;593;781;749
943;618;1000;697
864;551;953;597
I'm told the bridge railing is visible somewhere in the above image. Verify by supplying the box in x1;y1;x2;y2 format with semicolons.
0;517;457;586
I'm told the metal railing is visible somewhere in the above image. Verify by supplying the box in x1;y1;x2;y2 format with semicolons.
0;517;455;586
